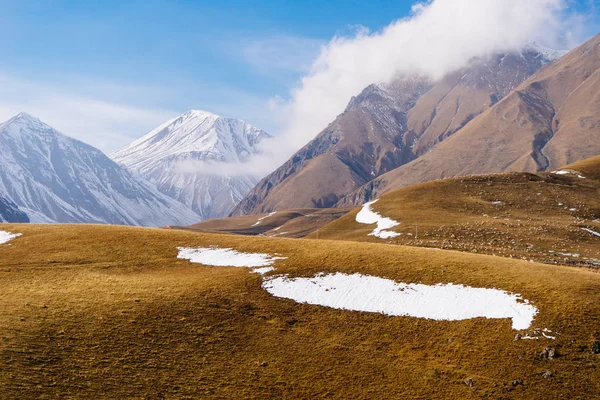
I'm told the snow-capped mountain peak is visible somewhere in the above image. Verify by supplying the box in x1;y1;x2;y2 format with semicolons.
0;112;201;226
112;110;270;175
111;110;271;221
522;41;569;63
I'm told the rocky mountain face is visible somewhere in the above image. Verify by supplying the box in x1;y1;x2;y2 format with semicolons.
0;196;29;223
232;45;560;216
0;113;200;226
341;35;600;205
111;110;271;220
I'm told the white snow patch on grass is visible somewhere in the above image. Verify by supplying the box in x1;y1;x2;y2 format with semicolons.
0;231;21;245
251;267;276;275
262;272;537;330
177;247;286;268
553;170;585;179
557;252;580;258
252;212;276;227
582;227;600;238
356;200;400;239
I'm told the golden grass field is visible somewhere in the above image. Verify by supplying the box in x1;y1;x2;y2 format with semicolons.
317;170;600;267
1;223;600;398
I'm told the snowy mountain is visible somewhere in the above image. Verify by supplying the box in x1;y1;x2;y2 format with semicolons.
0;196;29;223
0;113;200;226
111;110;271;220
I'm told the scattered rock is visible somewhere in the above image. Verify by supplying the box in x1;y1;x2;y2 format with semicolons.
542;371;553;379
538;347;558;360
514;334;522;342
464;377;475;387
511;379;524;387
592;341;600;354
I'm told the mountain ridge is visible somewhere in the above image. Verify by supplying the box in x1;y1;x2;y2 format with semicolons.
0;112;200;226
232;45;561;216
111;110;271;220
339;33;600;206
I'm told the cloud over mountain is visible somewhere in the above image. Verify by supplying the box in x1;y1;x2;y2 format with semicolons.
233;0;589;177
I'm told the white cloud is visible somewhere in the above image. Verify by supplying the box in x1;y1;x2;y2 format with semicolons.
207;0;588;178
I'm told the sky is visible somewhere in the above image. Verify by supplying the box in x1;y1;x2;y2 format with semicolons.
0;0;598;156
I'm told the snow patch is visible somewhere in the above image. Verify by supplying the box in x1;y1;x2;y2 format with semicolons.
252;212;276;227
519;328;556;340
356;200;400;239
177;247;286;268
553;170;585;179
0;231;21;245
557;252;580;258
582;228;600;238
262;272;537;330
251;267;276;275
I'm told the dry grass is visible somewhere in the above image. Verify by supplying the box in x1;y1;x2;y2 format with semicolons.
317;171;600;267
182;207;352;238
1;223;600;398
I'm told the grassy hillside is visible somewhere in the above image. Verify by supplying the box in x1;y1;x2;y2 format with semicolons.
317;169;600;267
1;224;600;398
181;207;352;238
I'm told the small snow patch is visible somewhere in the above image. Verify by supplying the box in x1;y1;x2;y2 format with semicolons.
553;170;585;179
252;212;276;227
491;201;503;205
262;273;537;330
0;231;21;245
519;328;556;340
582;227;600;238
356;200;400;239
557;252;580;258
251;267;276;275
177;247;286;268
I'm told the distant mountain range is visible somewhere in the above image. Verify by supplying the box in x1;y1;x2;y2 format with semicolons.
0;113;200;226
3;37;600;228
232;38;600;215
111;110;271;220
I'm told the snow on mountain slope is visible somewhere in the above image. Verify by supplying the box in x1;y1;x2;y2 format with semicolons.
0;113;200;227
111;110;271;220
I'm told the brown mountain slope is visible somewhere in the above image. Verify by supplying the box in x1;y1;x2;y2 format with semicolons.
232;48;553;216
318;156;600;267
341;34;600;205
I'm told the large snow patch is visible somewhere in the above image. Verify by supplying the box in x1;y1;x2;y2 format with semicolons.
263;272;537;330
0;231;21;245
356;200;400;239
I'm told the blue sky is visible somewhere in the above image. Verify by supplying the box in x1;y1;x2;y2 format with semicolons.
0;0;598;152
